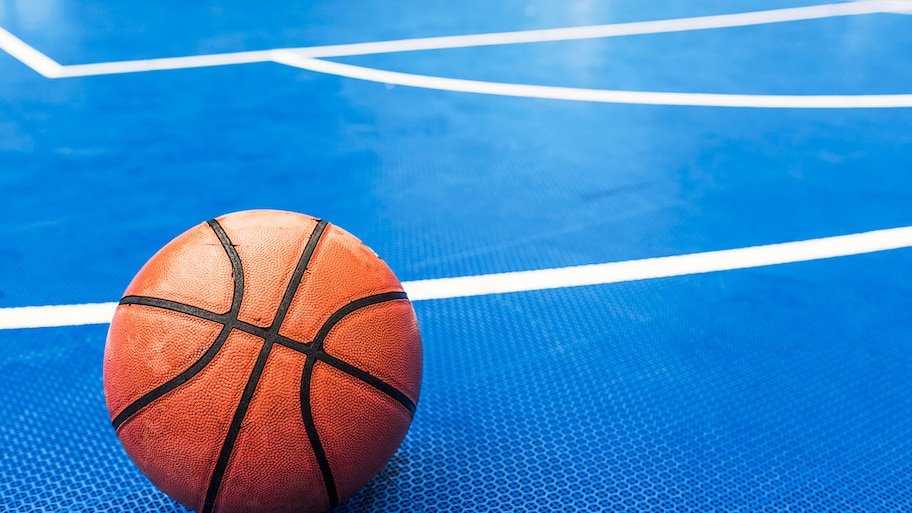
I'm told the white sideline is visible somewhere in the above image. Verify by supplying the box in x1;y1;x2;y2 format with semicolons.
2;226;911;330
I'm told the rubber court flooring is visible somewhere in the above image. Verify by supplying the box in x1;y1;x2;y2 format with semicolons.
1;1;912;511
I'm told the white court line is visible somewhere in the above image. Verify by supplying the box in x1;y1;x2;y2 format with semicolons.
273;53;912;108
3;0;907;77
876;0;912;12
58;50;278;78
0;303;119;331
296;0;912;58
2;226;911;330
404;226;912;300
0;25;64;77
1;1;911;108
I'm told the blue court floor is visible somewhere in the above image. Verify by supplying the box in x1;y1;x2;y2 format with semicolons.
1;1;912;511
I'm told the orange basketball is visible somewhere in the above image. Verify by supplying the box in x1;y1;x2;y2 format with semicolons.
103;210;422;513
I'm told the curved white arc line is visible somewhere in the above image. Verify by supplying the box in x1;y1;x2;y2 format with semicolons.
2;225;912;329
273;53;912;109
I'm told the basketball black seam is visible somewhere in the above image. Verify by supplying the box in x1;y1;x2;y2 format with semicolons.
114;296;416;419
118;296;227;324
276;293;416;414
318;351;417;415
297;291;415;510
111;321;233;430
112;219;245;431
304;292;416;414
110;220;417;512
300;357;339;509
202;335;275;513
201;219;327;513
311;292;409;350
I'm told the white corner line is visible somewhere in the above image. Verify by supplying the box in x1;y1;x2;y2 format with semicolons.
1;225;911;330
0;25;64;77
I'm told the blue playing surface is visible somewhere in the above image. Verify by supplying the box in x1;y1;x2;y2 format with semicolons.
2;1;911;511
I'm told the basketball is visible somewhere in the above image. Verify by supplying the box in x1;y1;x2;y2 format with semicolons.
102;210;423;513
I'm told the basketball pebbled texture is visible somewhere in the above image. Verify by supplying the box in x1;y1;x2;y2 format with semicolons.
103;210;423;513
